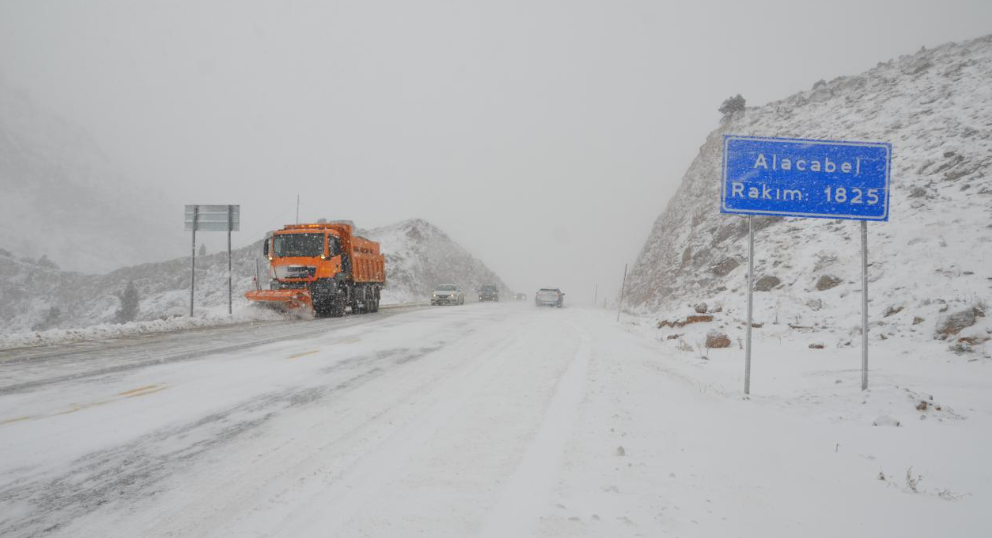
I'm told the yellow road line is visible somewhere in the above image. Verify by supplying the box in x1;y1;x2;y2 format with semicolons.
122;386;168;398
118;384;159;397
288;350;320;360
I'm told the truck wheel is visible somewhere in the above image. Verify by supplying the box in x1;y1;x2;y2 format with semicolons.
329;297;346;317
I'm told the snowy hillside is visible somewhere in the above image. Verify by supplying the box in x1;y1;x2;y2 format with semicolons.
361;218;510;303
626;35;992;356
0;218;507;341
0;78;177;273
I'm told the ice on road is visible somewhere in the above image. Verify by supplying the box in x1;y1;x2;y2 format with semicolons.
1;303;988;537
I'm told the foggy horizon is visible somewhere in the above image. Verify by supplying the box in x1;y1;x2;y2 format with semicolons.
2;0;990;301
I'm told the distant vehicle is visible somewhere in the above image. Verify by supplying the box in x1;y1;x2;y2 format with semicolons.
479;284;499;302
535;288;564;308
245;222;385;317
431;284;465;306
514;293;526;301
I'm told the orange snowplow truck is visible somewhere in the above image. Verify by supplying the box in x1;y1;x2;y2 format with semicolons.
245;223;385;317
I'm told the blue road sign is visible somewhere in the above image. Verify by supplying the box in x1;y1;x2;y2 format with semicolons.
721;135;891;221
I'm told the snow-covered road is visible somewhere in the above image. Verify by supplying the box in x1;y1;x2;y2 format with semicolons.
1;303;988;537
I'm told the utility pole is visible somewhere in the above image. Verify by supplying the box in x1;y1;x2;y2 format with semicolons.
616;263;628;322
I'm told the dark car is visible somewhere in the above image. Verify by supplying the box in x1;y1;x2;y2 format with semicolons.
479;284;499;302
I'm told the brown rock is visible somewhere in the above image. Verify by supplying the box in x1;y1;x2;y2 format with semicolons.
711;257;740;277
754;275;781;292
913;316;925;325
883;305;904;318
815;274;843;291
916;401;928;411
808;343;825;349
935;307;981;339
666;333;683;340
705;330;731;349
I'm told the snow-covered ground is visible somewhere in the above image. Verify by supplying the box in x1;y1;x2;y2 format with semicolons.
1;303;988;537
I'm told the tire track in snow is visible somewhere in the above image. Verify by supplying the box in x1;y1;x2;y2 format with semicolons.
242;318;543;538
479;328;592;538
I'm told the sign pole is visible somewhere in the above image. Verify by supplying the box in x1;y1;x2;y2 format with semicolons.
616;263;627;322
190;205;198;317
228;205;234;316
861;220;869;390
745;215;754;396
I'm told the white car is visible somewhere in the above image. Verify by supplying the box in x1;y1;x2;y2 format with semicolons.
535;288;564;308
431;284;465;306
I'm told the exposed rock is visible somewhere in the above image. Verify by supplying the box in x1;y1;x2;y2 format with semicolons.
913;316;925;325
806;298;823;311
754;275;781;292
958;335;990;345
808;343;825;349
693;303;708;314
705;330;731;349
916;401;928;411
666;333;683;340
815;274;843;291
884;305;904;318
615;446;626;457
711;257;739;277
935;307;981;339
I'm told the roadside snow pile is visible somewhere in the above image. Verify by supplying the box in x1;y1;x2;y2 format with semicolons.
0;304;285;350
626;34;992;359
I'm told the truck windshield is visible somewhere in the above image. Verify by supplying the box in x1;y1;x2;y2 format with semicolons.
273;233;324;257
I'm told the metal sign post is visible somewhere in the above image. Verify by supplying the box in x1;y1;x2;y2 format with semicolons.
185;205;241;317
861;220;869;390
617;263;628;322
745;216;754;395
721;135;891;394
190;206;198;317
228;205;234;315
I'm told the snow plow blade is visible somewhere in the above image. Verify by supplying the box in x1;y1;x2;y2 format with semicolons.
244;289;314;314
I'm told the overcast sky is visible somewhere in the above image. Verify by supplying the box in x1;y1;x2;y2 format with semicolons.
1;0;989;302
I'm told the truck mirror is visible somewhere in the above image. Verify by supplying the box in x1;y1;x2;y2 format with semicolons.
263;240;269;256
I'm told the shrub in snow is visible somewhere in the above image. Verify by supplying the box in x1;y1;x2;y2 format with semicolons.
36;255;59;270
718;94;746;116
115;280;141;324
32;306;61;332
705;330;731;349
